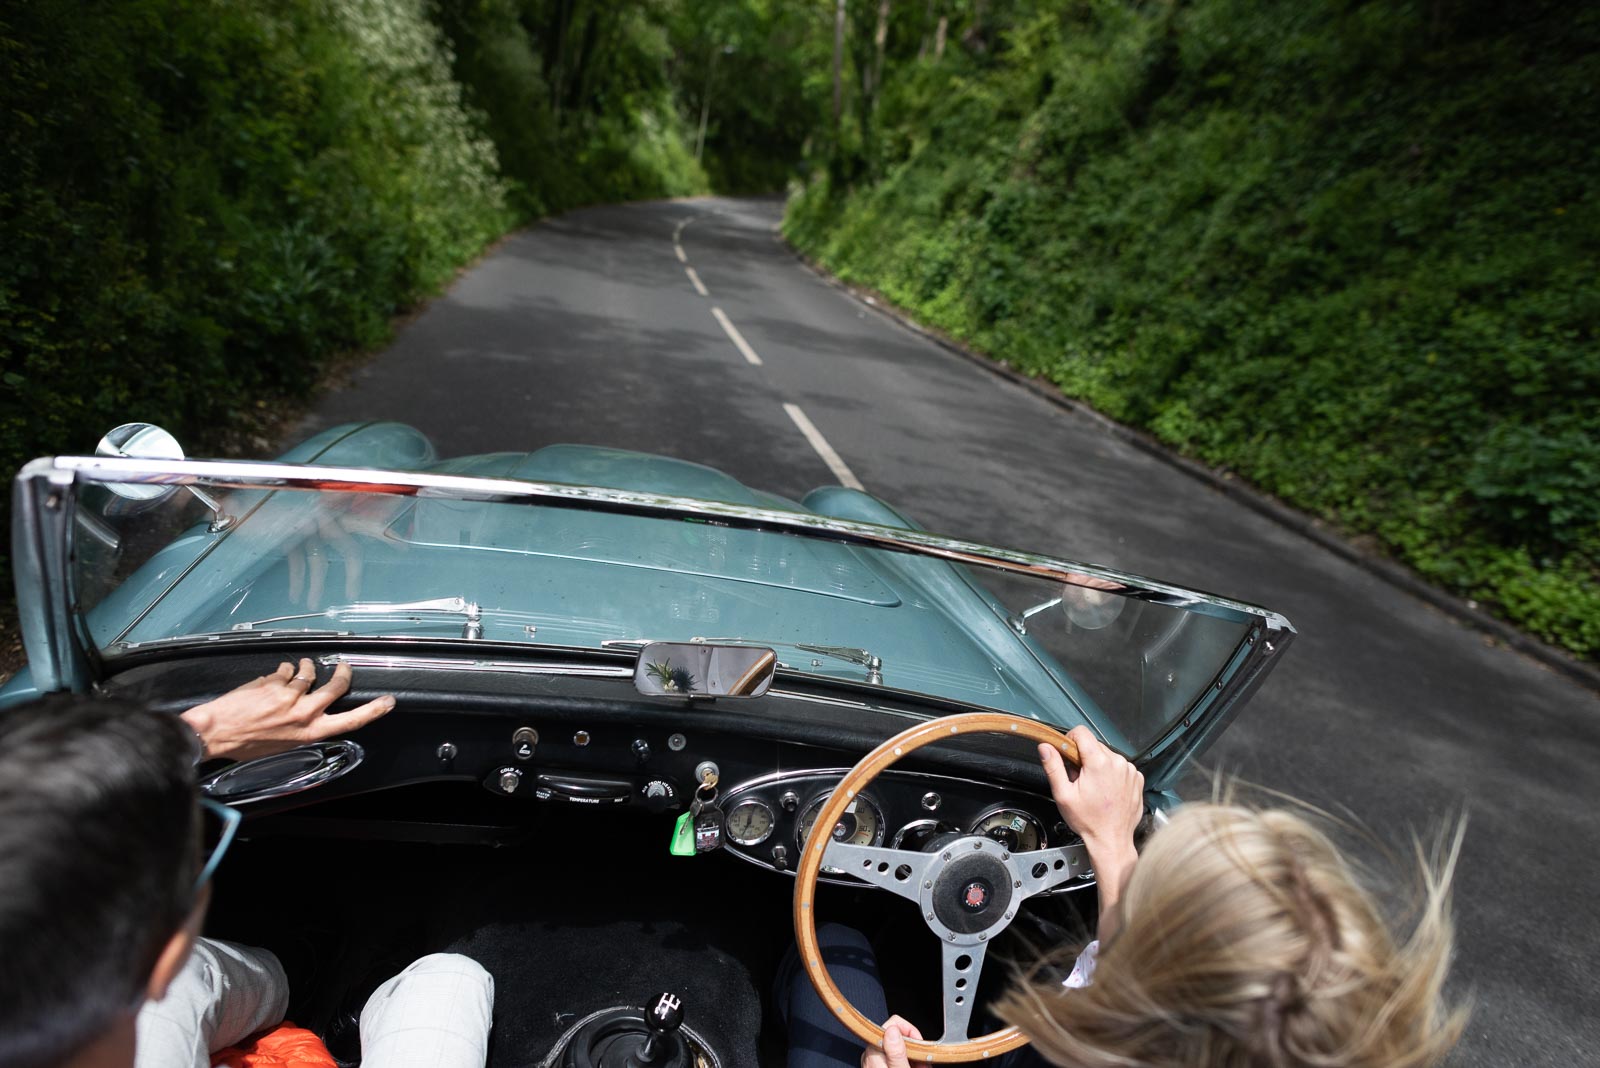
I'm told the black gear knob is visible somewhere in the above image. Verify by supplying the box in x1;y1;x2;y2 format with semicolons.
634;992;685;1065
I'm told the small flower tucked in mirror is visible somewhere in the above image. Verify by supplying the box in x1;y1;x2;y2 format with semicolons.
646;660;697;693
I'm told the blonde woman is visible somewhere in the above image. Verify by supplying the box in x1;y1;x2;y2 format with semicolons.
783;728;1465;1068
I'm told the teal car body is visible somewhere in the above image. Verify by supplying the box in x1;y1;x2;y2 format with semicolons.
3;421;1303;1061
5;421;1293;794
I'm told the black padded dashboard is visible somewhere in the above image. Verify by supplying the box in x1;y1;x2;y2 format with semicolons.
101;644;1086;888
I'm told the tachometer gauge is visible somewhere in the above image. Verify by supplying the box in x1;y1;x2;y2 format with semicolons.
971;808;1044;852
797;792;884;871
725;799;775;846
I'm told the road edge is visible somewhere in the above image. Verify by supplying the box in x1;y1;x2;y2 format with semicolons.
776;235;1600;696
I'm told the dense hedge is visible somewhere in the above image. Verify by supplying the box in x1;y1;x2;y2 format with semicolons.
433;0;709;218
787;0;1600;659
0;0;744;592
0;0;514;575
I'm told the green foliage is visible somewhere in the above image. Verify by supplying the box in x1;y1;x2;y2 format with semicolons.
434;0;712;215
788;0;1600;658
0;0;512;584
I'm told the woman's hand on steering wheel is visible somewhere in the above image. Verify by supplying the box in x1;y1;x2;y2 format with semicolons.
862;1016;930;1068
1037;725;1144;942
1037;725;1144;860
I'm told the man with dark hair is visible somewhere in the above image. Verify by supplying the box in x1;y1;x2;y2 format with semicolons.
0;697;203;1068
0;669;494;1068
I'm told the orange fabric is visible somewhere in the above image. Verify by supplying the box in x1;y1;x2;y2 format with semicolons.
210;1022;338;1068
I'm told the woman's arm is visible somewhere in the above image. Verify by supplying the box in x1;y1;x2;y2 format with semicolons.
1037;727;1145;943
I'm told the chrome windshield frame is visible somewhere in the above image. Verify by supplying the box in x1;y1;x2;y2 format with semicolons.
15;454;1296;777
25;453;1292;628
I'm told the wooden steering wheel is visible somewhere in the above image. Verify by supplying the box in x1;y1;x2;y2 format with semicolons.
792;712;1086;1063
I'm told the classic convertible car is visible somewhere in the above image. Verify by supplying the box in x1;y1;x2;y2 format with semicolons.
4;421;1294;1065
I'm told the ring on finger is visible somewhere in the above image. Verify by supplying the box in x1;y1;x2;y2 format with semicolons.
289;674;313;685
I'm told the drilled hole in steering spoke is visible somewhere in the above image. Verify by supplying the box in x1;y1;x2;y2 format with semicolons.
955;995;965;1005
1053;858;1065;871
955;978;967;990
954;954;973;971
1031;862;1048;879
894;864;912;881
877;862;890;874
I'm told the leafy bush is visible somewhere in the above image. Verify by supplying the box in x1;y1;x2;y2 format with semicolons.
0;0;510;585
787;0;1600;658
433;0;710;216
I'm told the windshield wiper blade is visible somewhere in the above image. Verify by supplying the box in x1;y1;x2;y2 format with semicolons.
602;636;883;685
230;597;486;639
115;628;352;651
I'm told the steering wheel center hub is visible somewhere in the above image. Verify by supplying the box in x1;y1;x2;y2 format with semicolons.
923;837;1016;938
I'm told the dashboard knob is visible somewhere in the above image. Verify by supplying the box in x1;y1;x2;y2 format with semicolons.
632;738;651;762
642;779;676;812
497;767;523;794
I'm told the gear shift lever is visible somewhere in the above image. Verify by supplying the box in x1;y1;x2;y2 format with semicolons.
555;989;701;1068
632;991;685;1066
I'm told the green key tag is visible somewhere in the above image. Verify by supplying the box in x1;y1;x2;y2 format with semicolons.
669;811;696;856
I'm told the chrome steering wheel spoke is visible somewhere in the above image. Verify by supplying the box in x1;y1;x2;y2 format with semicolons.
821;841;935;903
939;939;988;1044
1012;843;1092;898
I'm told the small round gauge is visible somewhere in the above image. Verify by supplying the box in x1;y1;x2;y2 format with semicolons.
891;819;960;851
971;808;1045;852
797;792;884;851
726;799;775;846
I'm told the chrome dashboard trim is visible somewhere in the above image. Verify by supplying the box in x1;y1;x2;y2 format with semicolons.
315;653;632;677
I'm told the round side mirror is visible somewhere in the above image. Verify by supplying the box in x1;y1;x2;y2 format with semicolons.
96;423;184;501
1061;584;1126;630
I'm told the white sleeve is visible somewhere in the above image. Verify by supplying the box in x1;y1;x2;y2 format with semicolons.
1061;940;1099;990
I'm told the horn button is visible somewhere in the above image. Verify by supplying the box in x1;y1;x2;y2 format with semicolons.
929;845;1016;936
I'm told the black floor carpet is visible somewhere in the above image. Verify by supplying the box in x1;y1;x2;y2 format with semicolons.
205;817;1093;1066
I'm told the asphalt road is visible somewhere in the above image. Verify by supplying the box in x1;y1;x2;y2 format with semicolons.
298;197;1600;1066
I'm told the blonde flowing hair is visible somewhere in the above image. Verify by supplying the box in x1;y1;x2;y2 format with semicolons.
995;801;1467;1067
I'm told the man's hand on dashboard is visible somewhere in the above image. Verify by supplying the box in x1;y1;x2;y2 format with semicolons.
861;1016;929;1068
181;658;396;762
1038;725;1143;941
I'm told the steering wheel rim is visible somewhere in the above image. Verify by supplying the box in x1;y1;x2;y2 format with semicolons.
792;712;1084;1064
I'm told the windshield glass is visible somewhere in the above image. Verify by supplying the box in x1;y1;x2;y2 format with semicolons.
68;467;1268;753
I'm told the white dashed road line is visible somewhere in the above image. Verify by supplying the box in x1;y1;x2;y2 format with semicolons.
783;403;864;491
677;216;864;492
711;306;762;366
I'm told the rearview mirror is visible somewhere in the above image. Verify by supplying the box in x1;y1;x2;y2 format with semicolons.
633;642;776;698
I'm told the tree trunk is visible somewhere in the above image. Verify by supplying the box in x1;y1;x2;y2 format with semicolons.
695;44;720;162
934;14;947;59
833;0;847;131
871;0;890;108
918;0;934;59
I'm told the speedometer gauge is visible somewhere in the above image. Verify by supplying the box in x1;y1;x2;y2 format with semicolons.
797;792;884;870
971;808;1044;852
725;800;775;846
